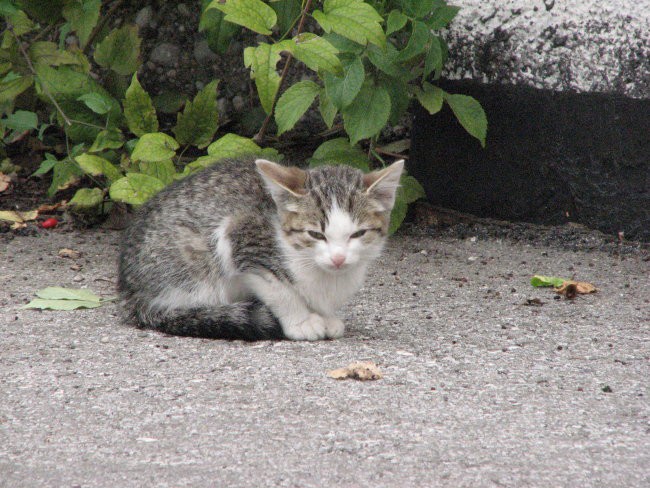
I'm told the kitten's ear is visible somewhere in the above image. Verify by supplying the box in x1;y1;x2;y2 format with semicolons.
255;159;307;199
363;159;405;211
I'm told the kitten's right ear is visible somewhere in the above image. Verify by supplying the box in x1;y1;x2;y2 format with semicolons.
255;159;307;199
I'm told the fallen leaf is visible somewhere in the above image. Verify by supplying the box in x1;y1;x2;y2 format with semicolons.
531;275;567;288
327;361;383;381
22;286;110;310
0;173;10;192
37;201;67;213
58;248;82;259
0;209;39;223
524;298;545;307
555;280;597;299
10;222;27;230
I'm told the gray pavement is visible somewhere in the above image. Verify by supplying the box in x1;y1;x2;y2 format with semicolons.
1;228;648;487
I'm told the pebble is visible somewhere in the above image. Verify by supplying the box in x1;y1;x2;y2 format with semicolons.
73;275;84;282
194;40;218;64
150;43;181;67
135;6;153;29
232;95;245;111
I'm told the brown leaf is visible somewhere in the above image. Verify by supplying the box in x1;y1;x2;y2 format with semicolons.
0;173;10;193
58;248;82;259
555;280;597;299
327;361;383;381
37;201;67;213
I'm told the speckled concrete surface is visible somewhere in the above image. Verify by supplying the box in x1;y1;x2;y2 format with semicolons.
1;229;649;487
445;0;650;98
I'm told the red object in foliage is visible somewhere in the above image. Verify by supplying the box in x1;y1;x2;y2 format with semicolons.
41;218;58;229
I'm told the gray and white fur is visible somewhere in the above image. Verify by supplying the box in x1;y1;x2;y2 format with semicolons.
118;157;403;341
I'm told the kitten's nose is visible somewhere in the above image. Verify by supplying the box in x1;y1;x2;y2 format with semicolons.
331;254;346;268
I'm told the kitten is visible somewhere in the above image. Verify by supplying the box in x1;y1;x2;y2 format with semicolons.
118;157;404;341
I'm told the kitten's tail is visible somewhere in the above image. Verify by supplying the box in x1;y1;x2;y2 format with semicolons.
134;300;284;341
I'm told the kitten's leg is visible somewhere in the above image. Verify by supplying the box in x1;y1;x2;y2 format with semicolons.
323;317;345;339
244;273;328;341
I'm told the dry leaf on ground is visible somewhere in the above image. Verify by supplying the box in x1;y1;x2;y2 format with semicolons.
327;361;383;381
555;280;597;299
0;173;10;193
37;201;67;213
0;209;39;223
58;248;82;259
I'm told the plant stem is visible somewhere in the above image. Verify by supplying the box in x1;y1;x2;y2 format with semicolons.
254;0;314;144
8;25;72;126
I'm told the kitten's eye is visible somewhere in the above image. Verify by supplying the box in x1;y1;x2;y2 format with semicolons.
350;229;367;239
307;230;326;240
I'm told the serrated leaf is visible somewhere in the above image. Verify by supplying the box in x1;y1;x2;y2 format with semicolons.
173;80;219;149
397;20;429;62
131;133;179;162
244;43;282;114
199;0;241;54
22;298;103;310
28;41;83;67
75;153;122;182
323;32;364;54
48;158;83;197
1;110;37;131
138;159;176;185
89;128;124;152
308;137;369;171
323;56;364;110
206;133;279;160
275;80;320;136
94;24;141;75
3;8;34;36
206;0;277;36
367;44;402;78
415;82;443;115
123;74;158;137
109;173;165;205
69;187;104;208
318;88;337;129
313;0;385;48
271;0;301;33
342;81;391;145
62;0;100;47
0;75;33;103
530;275;567;288
386;9;408;35
77;92;113;114
291;33;342;75
427;5;460;30
444;93;488;147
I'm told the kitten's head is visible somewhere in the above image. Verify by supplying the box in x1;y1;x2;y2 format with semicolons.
256;158;404;273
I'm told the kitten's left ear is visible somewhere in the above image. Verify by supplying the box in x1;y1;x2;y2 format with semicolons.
255;159;307;199
363;159;404;211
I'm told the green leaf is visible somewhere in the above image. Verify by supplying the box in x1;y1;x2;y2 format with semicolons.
89;128;124;152
271;0;301;33
275;80;320;136
3;8;34;36
0;75;33;103
396;20;429;62
427;5;460;30
313;0;385;48
1;110;37;131
32;154;58;176
398;174;425;204
386;9;408;35
36;287;102;301
123;74;158;137
173;79;219;148
381;76;410;125
291;33;342;75
400;0;436;19
308;137;369;171
206;133;279;160
28;41;84;67
131;133;180;162
342;81;391;145
530;275;567;288
199;1;242;54
318;88;337;129
244;43;282;114
388;194;407;235
19;0;64;24
206;0;277;36
62;0;101;48
94;24;141;76
444;93;488;147
323;32;364;55
22;298;103;310
423;34;443;78
415;82;443;115
323;56;364;110
367;43;402;78
48;158;83;197
69;187;104;208
138;159;176;185
77;92;113;115
109;173;165;205
75;153;122;182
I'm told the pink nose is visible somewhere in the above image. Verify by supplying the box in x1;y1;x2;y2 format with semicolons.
331;254;346;268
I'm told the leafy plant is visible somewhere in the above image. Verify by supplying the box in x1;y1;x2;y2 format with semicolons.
1;0;488;233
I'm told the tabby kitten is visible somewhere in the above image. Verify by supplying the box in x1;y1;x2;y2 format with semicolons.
118;157;403;341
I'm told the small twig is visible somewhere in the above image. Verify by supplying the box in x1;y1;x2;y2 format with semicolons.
8;24;72;126
373;147;410;159
254;0;313;143
83;0;125;54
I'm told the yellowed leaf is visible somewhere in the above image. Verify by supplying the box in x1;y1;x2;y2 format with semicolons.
327;361;383;381
0;173;10;193
0;210;39;223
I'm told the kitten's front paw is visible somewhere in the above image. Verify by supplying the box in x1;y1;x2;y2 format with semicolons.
283;313;327;341
324;317;345;339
